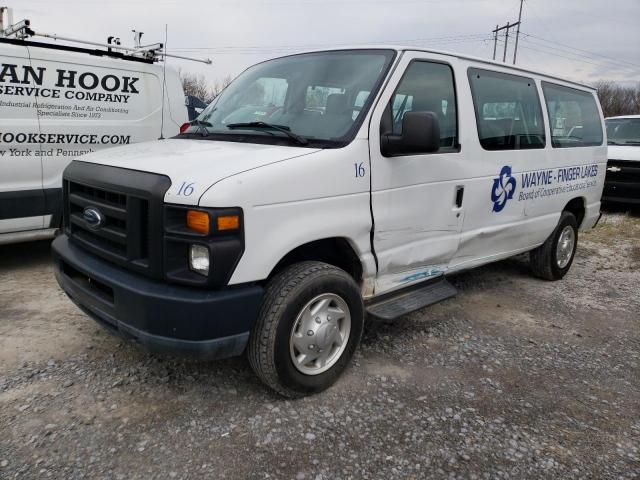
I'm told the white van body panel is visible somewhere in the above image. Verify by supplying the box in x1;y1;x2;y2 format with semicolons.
54;46;606;299
74;139;322;205
0;40;187;241
198;139;376;288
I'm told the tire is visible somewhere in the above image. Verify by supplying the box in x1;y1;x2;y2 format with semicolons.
248;261;364;397
530;211;578;281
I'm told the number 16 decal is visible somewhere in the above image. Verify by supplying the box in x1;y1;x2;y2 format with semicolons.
354;162;365;178
177;182;195;196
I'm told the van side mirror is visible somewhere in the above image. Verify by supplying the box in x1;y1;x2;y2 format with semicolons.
381;111;441;156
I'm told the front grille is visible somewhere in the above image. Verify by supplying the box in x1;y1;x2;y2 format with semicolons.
62;162;171;279
68;181;147;263
605;159;640;184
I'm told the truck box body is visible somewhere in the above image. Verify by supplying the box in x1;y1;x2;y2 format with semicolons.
0;38;187;243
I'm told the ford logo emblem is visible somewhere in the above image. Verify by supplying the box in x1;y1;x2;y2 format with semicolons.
82;207;105;230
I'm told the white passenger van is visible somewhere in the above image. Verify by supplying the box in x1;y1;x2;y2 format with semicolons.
52;47;606;397
0;26;187;244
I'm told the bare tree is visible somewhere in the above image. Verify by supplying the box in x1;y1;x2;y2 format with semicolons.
594;81;640;118
180;71;234;103
212;75;234;99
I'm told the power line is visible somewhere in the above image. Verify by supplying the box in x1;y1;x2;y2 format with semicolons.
167;34;491;54
497;36;640;75
521;0;640;71
522;33;640;71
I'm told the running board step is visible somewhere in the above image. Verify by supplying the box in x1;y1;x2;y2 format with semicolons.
366;277;457;321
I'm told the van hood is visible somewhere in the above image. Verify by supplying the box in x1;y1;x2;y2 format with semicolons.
608;145;640;162
76;139;321;204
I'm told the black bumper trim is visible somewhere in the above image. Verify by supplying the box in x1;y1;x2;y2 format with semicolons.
53;234;264;360
602;195;640;205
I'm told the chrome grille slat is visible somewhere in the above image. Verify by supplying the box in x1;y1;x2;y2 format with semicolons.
69;213;127;245
68;192;127;220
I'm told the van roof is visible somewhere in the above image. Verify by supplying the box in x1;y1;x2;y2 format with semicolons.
284;45;597;92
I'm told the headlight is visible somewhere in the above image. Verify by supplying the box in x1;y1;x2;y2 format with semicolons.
189;245;210;276
164;205;244;286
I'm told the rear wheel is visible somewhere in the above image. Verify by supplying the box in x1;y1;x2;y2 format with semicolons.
530;211;578;280
248;261;364;398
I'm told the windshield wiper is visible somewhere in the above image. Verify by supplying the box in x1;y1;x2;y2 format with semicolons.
608;140;622;145
226;122;309;146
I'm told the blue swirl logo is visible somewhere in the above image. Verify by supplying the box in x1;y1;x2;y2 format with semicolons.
491;166;517;212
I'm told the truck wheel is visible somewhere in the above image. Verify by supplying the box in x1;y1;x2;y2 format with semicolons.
529;211;578;281
248;261;364;397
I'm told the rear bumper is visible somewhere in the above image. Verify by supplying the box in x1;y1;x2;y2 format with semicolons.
52;235;264;360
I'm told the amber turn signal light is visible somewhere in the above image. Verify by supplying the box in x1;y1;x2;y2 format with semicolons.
186;210;210;234
217;215;240;231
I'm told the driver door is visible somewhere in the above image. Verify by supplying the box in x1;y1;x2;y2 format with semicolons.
368;52;466;295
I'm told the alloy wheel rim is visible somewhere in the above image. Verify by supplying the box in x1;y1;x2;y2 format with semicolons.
556;225;575;269
289;293;351;376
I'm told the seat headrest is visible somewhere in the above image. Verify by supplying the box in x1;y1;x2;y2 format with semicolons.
326;94;348;115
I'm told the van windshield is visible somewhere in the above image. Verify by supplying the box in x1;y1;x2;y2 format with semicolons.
606;118;640;145
181;49;395;147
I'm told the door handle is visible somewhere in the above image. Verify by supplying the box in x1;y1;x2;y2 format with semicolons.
455;185;464;208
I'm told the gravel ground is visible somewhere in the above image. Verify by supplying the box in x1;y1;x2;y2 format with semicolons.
1;210;639;480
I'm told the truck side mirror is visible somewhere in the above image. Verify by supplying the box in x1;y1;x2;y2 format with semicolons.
381;111;441;156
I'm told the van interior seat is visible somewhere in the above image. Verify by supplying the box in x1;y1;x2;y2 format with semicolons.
480;121;507;146
325;93;349;116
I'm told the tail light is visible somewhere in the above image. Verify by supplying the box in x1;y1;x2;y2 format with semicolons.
179;122;190;134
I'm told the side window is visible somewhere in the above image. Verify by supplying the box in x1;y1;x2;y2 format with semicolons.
387;61;458;150
541;82;603;148
468;68;545;150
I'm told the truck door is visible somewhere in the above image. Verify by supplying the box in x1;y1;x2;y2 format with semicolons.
368;53;465;295
0;42;44;233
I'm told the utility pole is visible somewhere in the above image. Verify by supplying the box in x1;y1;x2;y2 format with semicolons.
491;22;519;63
503;22;510;62
513;0;524;64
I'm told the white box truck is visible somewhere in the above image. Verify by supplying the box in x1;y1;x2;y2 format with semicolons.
52;47;606;397
0;11;190;244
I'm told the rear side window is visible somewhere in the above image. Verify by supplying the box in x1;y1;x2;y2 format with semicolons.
542;82;603;148
468;68;545;150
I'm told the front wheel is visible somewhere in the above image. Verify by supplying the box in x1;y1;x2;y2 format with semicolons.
248;261;364;397
530;211;578;280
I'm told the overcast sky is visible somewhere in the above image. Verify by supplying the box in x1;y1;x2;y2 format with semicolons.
14;0;640;86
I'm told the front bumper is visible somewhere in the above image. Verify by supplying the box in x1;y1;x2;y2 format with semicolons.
603;160;640;204
602;181;640;204
52;235;264;360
